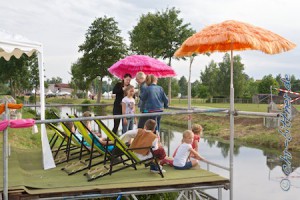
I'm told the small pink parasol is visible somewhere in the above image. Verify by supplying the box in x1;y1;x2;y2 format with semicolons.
108;55;176;78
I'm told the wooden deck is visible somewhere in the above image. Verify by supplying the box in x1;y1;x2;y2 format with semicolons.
1;149;229;199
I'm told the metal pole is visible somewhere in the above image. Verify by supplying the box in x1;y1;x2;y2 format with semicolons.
3;101;8;200
218;187;222;200
168;129;170;157
229;48;234;200
270;86;273;102
188;56;194;129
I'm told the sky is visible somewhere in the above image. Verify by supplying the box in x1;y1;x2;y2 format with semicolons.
1;0;299;83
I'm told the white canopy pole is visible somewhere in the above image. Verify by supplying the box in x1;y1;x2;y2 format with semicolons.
38;51;56;169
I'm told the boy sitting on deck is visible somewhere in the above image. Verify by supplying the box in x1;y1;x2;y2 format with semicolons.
120;119;166;173
173;130;206;170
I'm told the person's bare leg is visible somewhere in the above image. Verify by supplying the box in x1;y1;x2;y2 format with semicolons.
191;160;199;167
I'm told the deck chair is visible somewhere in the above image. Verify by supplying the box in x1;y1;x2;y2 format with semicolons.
69;114;136;181
48;111;93;163
88;119;164;181
59;121;93;159
47;123;91;165
62;114;114;175
47;123;70;162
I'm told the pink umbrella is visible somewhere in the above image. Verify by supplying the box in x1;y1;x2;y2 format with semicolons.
108;55;176;78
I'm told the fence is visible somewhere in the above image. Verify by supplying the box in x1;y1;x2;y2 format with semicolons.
174;98;252;104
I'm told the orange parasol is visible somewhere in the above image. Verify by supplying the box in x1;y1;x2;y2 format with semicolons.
174;20;296;56
174;20;296;200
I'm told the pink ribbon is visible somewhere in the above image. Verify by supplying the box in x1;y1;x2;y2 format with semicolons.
0;120;9;131
0;119;35;131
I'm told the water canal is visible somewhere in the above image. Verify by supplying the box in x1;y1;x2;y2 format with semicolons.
52;106;300;199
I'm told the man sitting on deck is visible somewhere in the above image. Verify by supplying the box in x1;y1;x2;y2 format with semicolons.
120;119;166;173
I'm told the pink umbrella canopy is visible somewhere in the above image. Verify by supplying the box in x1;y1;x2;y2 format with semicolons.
108;55;176;78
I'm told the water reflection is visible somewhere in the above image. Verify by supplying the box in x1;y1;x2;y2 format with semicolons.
160;125;300;199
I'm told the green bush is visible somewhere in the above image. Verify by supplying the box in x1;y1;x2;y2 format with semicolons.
45;108;60;125
29;95;36;103
76;93;86;99
16;96;25;104
22;107;37;117
82;99;91;112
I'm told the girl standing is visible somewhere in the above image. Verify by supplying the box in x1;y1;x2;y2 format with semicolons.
121;85;137;133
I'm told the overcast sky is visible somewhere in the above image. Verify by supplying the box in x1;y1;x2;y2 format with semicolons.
1;0;299;83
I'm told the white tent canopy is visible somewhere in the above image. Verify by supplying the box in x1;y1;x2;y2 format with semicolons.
46;89;54;95
0;30;55;170
0;30;42;60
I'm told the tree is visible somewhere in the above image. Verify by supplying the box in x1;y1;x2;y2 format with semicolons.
191;80;209;98
200;53;248;98
0;54;34;97
70;58;90;97
27;53;40;104
129;7;195;103
157;77;179;97
78;16;127;102
291;77;300;92
178;76;188;96
275;74;300;92
46;77;62;84
258;74;279;94
200;60;219;97
129;12;160;56
217;53;248;97
275;74;283;88
191;80;200;97
243;77;258;98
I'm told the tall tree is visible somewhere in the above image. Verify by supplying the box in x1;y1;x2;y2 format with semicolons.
200;60;219;97
258;74;279;94
178;76;188;96
157;77;179;97
78;16;127;102
129;12;160;56
191;80;200;98
156;7;195;103
191;80;209;98
218;53;248;97
0;54;34;97
243;77;258;98
70;58;90;97
129;7;195;103
27;53;40;103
